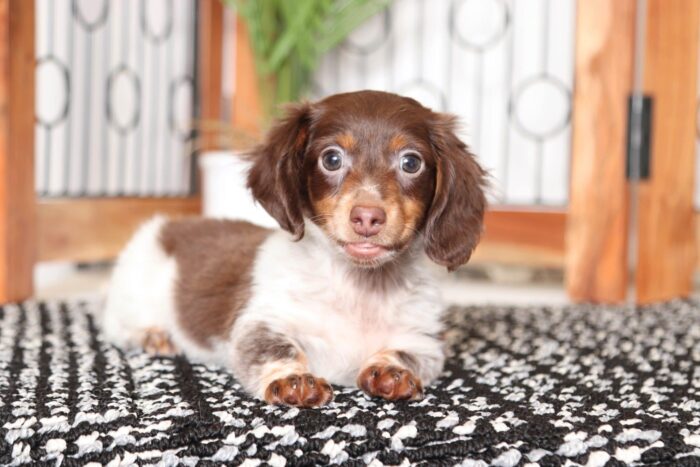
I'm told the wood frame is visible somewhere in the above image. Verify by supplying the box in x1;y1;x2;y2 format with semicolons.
198;0;225;150
33;0;223;264
635;0;699;304
232;15;263;137
38;198;201;262
473;209;565;267
0;1;224;303
565;0;636;303
1;3;697;304
0;0;35;303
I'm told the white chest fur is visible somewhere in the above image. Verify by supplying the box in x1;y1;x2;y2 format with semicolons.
236;225;446;386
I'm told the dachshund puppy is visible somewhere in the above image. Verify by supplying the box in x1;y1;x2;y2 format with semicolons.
103;90;486;407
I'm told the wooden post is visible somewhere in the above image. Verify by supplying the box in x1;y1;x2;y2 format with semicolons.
0;0;35;303
635;0;699;303
198;0;224;151
232;16;263;136
566;0;636;303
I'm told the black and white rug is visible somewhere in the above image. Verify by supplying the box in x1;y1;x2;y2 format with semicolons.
1;299;700;466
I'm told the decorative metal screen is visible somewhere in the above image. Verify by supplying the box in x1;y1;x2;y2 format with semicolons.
35;0;198;197
312;0;576;206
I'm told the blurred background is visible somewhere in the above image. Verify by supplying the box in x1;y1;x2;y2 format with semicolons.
0;0;697;306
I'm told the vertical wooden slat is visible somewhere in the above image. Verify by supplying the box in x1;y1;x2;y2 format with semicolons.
566;0;636;303
635;0;699;304
198;0;224;150
0;0;35;303
232;16;263;136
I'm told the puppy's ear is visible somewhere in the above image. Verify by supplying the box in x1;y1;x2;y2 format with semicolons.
247;103;312;239
424;113;487;271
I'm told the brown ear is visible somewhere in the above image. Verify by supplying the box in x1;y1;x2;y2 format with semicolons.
247;103;312;239
424;113;487;271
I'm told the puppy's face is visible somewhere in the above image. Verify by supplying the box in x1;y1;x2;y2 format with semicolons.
248;91;486;271
303;94;438;266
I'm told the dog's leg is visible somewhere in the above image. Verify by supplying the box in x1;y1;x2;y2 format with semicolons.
357;349;443;401
232;322;334;407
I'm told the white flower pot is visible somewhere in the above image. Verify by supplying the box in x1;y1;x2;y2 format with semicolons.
198;151;278;229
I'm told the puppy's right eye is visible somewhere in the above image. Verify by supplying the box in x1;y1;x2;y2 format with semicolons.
321;149;343;171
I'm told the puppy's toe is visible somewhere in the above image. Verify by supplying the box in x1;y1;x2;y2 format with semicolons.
358;365;423;401
265;373;334;408
142;327;177;356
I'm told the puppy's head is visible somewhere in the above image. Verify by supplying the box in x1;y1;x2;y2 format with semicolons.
248;90;486;271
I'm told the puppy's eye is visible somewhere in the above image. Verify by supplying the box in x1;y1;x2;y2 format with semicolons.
321;149;343;171
400;153;422;174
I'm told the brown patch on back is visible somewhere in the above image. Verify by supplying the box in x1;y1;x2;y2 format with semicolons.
160;218;272;348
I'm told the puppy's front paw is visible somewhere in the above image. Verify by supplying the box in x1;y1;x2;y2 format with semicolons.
264;373;334;407
142;327;177;356
358;365;423;401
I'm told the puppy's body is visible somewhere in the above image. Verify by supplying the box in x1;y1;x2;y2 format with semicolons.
104;217;444;393
103;90;486;406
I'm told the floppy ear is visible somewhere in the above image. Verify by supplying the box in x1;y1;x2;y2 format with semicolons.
424;113;487;271
247;103;312;239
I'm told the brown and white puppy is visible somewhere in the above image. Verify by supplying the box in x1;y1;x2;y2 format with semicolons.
102;90;486;407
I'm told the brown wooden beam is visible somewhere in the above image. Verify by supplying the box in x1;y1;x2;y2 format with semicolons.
566;0;636;303
38;198;201;263
198;0;224;150
38;201;563;268
0;0;35;303
473;208;566;267
694;213;700;270
232;15;263;136
635;0;699;303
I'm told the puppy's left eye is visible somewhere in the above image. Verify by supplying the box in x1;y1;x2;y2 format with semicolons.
321;149;343;171
400;153;422;174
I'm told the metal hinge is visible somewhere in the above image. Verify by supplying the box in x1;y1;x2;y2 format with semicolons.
626;94;653;181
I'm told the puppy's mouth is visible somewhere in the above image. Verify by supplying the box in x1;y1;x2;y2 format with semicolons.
343;242;390;260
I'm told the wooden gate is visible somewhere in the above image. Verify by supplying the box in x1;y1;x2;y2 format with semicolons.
1;0;698;304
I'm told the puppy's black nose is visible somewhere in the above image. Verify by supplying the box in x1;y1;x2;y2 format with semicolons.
350;206;386;237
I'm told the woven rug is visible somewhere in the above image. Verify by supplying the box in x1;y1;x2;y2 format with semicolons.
1;300;700;466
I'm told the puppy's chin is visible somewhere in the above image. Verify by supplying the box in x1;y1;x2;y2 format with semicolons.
305;221;410;269
342;242;396;268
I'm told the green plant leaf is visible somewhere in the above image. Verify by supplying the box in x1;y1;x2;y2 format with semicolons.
225;0;391;120
263;0;318;73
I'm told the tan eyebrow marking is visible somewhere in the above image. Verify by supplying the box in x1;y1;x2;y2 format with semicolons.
389;134;408;153
337;132;356;150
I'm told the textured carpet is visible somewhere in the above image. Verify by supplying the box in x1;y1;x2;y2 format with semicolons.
1;300;700;466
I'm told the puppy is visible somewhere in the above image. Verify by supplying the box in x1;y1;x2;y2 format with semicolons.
103;90;486;407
